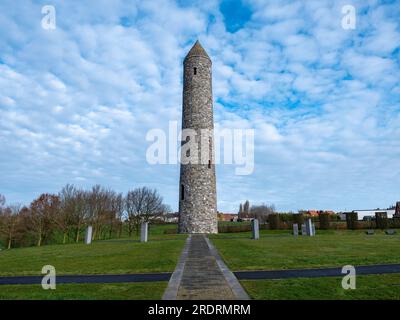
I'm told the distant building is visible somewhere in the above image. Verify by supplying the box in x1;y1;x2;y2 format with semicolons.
307;210;319;216
337;212;347;221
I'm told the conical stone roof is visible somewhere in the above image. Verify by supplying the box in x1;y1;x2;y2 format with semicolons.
185;40;210;61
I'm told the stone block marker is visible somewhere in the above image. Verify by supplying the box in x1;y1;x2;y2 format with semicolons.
140;222;148;243
301;224;306;236
251;219;259;240
85;226;92;244
293;223;298;236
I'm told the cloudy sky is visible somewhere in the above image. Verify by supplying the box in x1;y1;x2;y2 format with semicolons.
0;0;399;212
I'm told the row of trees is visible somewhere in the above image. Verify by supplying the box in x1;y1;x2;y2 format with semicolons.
238;201;344;225
0;185;171;249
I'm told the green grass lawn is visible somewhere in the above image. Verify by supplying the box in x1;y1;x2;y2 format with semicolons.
0;227;185;299
0;282;167;300
241;274;400;300
0;234;186;276
210;229;400;271
2;227;400;300
0;223;181;250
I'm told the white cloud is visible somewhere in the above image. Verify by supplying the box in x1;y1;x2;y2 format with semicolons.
0;0;399;213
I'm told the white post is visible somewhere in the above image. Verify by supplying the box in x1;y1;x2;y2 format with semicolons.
293;223;299;236
140;222;148;242
251;219;259;240
305;219;314;236
85;226;92;244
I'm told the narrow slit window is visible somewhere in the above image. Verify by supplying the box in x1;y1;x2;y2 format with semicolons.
193;67;197;75
181;184;184;200
208;160;211;169
185;136;190;157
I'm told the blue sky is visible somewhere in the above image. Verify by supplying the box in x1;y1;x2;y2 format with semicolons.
0;0;399;212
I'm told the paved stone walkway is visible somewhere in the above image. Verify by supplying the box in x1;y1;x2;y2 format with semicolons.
176;235;236;299
163;234;249;300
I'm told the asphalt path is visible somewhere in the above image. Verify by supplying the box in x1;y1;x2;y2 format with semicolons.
1;264;400;285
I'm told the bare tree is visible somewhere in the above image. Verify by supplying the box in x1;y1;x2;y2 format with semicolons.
238;200;250;219
0;194;5;208
125;187;167;236
72;189;88;243
100;190;123;240
57;184;77;244
125;191;142;236
84;185;123;240
244;200;250;215
110;193;124;238
0;204;21;249
87;185;110;240
250;203;275;223
30;194;60;246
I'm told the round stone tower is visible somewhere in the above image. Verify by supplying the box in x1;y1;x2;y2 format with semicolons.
178;40;218;234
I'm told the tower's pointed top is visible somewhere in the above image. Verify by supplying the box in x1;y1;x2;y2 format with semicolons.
185;40;210;60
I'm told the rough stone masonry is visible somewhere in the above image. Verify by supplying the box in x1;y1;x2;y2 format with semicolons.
178;41;218;234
